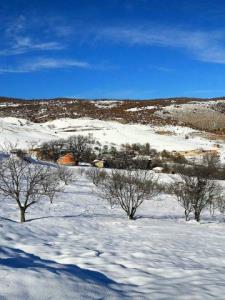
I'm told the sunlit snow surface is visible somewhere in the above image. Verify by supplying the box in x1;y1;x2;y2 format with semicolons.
0;117;221;153
0;170;225;299
1;117;225;299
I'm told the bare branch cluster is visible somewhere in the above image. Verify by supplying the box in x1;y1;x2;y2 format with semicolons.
169;174;223;221
85;168;107;186
98;170;160;219
0;157;65;222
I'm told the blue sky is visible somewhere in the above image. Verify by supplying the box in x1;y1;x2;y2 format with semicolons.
1;0;225;99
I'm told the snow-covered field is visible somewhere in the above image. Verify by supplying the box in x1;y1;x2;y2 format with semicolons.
0;117;223;155
1;169;225;299
1;116;225;299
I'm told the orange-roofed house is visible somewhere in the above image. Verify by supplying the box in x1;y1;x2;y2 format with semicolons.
57;153;78;166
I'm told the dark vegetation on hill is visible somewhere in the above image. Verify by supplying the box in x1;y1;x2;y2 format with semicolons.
0;96;225;132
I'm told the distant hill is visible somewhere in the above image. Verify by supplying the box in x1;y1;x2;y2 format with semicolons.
0;96;225;132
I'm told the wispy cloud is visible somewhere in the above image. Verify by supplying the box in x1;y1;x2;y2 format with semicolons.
0;41;64;56
91;25;225;64
0;58;91;73
1;15;65;56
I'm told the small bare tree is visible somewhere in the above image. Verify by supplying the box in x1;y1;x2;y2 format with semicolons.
169;181;194;221
214;196;225;215
170;174;222;221
85;168;107;186
56;166;74;185
99;170;160;219
0;157;62;222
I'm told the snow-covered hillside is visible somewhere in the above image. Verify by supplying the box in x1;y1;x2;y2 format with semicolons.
1;170;225;299
0;117;223;156
1;115;225;299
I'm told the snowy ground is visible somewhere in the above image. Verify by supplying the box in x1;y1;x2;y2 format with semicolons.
0;117;223;155
1;168;225;299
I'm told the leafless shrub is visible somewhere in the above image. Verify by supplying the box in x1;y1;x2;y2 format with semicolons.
85;168;107;186
169;174;222;221
169;180;194;221
160;150;187;164
0;157;63;222
202;152;221;177
78;167;86;176
56;166;74;185
214;196;225;215
41;170;64;204
98;170;160;219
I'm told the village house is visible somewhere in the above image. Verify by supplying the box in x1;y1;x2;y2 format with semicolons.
92;159;108;168
57;153;78;166
28;148;42;159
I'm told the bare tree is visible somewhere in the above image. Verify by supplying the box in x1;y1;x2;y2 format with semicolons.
56;166;74;185
85;168;107;186
0;157;62;222
99;170;160;219
169;181;194;221
39;139;66;161
170;174;222;221
68;134;95;162
214;195;225;215
202;152;221;178
203;152;220;169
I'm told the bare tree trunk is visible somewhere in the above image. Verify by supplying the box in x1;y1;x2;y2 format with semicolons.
184;210;189;221
20;207;26;223
194;211;200;222
128;208;136;220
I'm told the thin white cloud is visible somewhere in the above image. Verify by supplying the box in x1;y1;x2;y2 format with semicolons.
92;25;225;64
0;41;64;56
0;58;91;73
1;15;65;56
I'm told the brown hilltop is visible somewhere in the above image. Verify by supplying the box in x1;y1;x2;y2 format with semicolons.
0;96;225;133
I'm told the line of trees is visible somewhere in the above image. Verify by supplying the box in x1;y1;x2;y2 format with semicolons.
1;142;225;224
86;163;225;222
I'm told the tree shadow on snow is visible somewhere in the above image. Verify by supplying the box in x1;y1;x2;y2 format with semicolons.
136;214;183;221
0;216;18;223
0;246;130;298
28;212;122;222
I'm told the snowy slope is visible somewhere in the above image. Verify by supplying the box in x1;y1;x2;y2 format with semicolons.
0;117;222;155
0;247;123;300
1;170;225;299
